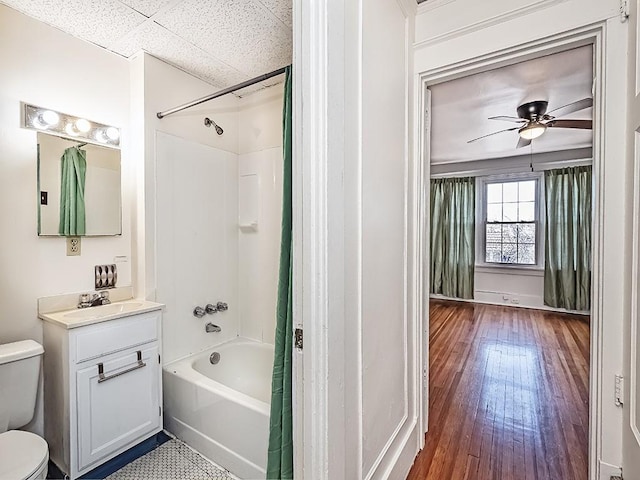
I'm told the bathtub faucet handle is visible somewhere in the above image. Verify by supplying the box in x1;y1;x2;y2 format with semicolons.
193;306;206;318
216;301;228;312
205;303;218;314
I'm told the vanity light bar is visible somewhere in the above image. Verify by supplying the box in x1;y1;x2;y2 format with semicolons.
22;104;120;148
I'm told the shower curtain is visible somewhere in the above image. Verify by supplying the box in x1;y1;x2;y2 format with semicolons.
267;65;293;479
58;146;87;236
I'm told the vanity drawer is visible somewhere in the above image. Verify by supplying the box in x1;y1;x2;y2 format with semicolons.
74;311;159;363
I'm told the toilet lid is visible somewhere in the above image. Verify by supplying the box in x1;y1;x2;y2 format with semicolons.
0;430;48;480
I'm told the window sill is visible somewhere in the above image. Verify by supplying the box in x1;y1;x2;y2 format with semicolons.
475;264;544;277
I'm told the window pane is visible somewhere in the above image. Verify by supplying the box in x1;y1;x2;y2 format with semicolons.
503;182;518;203
487;203;502;222
487;183;502;203
518;244;536;264
503;203;518;222
518;224;536;244
502;243;517;263
519;201;535;221
486;243;502;263
503;224;517;243
486;224;502;243
519;180;536;202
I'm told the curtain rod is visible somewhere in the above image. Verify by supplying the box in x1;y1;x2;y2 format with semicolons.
156;66;288;119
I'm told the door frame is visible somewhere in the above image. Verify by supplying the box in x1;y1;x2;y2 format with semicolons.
415;23;607;479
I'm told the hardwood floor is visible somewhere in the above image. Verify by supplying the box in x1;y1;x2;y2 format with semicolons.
407;300;590;480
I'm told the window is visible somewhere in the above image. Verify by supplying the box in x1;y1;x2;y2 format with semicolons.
483;179;538;265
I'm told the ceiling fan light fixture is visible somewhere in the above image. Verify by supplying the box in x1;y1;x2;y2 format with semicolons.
519;122;547;140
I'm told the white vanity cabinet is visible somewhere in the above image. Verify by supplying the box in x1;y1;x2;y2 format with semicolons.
41;303;163;480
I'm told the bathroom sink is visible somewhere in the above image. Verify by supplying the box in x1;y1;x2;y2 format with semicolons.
64;302;144;320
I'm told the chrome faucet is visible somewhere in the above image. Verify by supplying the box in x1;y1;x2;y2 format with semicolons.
205;323;221;333
78;291;110;308
193;306;206;318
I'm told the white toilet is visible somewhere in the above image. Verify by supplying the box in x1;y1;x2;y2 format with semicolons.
0;340;49;480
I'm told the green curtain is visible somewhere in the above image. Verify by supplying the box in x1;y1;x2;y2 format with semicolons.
267;65;293;480
544;165;592;311
58;146;87;236
430;177;475;299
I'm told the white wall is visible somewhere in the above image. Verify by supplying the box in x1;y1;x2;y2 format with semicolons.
297;0;419;477
155;132;239;363
473;267;545;307
132;54;240;364
237;86;284;344
0;4;132;435
415;0;627;476
135;53;285;361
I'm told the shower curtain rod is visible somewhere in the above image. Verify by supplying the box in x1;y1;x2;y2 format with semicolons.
156;66;287;119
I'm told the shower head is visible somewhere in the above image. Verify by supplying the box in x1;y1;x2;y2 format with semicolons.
204;117;224;135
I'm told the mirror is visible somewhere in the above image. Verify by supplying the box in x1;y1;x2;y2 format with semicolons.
37;133;121;236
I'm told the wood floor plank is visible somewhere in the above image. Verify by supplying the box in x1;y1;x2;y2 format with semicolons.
406;300;589;480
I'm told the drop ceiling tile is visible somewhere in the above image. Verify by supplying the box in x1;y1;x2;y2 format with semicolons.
1;0;146;47
117;0;175;17
257;0;292;27
154;0;292;79
109;21;247;87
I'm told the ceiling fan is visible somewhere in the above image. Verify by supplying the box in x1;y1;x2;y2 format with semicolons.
467;98;593;148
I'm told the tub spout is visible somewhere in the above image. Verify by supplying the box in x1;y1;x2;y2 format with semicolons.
206;323;221;333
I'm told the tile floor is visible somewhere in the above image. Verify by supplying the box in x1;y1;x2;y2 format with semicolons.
104;439;233;480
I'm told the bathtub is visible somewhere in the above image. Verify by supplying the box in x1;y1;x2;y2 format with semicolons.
163;338;274;479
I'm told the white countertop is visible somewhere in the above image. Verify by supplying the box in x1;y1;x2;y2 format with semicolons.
39;300;164;329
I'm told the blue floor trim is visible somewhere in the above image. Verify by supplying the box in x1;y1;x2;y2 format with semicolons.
47;431;171;480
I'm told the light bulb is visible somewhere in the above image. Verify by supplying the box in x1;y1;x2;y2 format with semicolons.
65;123;79;136
96;130;108;143
75;118;91;133
105;127;120;141
519;122;547;140
41;110;59;126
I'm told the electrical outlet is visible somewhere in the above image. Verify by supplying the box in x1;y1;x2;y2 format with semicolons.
511;299;520;304
66;237;81;256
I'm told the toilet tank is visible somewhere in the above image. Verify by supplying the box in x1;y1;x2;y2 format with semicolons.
0;340;44;433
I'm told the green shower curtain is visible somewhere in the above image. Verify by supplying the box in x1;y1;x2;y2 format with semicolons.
430;177;475;299
544;165;592;311
58;146;87;236
267;65;293;480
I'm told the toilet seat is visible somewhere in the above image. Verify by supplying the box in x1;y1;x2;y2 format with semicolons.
0;430;49;480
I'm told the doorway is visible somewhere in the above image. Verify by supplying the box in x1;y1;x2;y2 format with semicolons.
410;28;603;478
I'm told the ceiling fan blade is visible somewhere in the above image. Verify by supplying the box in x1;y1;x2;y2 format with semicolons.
488;116;527;123
548;119;593;130
547;97;593;117
516;137;531;149
467;127;520;144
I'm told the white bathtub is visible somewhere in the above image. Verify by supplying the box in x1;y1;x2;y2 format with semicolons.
163;338;274;479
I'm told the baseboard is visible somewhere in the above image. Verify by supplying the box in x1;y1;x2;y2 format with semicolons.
599;460;622;480
430;293;590;316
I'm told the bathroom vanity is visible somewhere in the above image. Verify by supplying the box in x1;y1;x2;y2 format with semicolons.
39;300;163;479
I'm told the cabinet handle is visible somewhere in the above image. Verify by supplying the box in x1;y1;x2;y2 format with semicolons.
98;350;147;384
